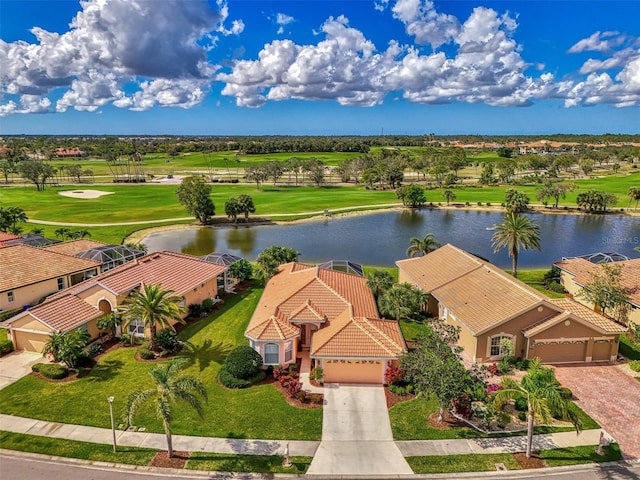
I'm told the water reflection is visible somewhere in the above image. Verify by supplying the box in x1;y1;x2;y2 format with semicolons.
142;210;640;269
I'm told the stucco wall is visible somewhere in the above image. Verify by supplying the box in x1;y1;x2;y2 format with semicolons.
1;278;60;311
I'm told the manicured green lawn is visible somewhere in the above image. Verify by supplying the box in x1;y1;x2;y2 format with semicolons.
399;319;428;342
363;265;399;282
406;453;520;473
539;444;622;466
0;286;322;440
187;453;312;474
0;431;157;465
390;395;598;440
510;269;566;299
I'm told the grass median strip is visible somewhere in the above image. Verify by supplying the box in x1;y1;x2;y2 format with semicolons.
0;430;157;465
539;444;622;466
406;453;521;473
186;453;312;474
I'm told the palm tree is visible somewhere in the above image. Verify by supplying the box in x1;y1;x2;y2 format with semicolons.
493;361;580;458
236;194;255;222
121;284;186;352
124;360;207;458
491;213;541;279
54;227;72;240
628;186;640;210
406;232;440;257
442;190;456;206
366;269;394;301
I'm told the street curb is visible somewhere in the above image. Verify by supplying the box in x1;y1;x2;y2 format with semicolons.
1;448;637;479
0;448;305;478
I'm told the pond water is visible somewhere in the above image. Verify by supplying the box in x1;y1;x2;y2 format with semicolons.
143;209;640;269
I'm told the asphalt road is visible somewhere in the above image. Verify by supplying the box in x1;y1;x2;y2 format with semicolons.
1;453;640;480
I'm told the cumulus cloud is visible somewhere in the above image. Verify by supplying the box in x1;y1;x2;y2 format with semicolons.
392;0;460;49
568;31;624;53
0;0;232;115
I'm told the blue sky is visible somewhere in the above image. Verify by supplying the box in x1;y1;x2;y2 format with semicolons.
1;0;638;135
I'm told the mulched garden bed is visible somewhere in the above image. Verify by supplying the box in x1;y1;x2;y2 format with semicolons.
512;452;546;469
384;386;416;408
148;451;190;469
426;410;469;430
271;377;324;409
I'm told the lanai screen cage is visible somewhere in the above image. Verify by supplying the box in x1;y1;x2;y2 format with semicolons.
4;234;60;247
200;252;243;266
318;260;364;277
562;252;630;264
75;244;145;271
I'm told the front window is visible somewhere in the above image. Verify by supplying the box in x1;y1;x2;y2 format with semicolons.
77;323;88;333
284;342;293;363
7;291;14;303
128;319;145;337
264;343;279;365
57;278;65;290
490;335;511;357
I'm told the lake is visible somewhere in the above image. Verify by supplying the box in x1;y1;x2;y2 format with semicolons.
142;209;640;269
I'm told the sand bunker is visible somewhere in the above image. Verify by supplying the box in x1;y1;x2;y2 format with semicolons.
58;189;115;199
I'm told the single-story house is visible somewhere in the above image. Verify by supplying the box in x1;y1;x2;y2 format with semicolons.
0;244;101;313
554;256;640;326
245;262;406;384
397;244;627;364
2;251;228;352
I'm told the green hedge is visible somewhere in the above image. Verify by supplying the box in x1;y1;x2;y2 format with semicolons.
0;339;14;356
629;360;640;372
218;367;266;389
32;363;68;379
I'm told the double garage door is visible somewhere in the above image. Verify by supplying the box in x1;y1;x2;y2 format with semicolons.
534;340;612;363
323;359;384;384
14;331;48;353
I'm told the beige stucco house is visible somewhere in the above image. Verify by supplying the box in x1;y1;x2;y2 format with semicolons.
0;244;101;313
245;263;406;384
397;244;627;364
554;257;640;326
2;251;227;352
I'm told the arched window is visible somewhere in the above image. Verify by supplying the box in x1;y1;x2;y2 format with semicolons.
264;343;279;365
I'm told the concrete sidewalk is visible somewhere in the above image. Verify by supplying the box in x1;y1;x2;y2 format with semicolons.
0;413;613;459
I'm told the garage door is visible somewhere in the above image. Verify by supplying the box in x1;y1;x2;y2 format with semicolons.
14;331;48;353
533;341;586;363
592;340;613;361
323;359;384;384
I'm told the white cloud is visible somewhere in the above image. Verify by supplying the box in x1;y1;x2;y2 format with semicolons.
275;13;295;35
0;0;225;115
374;0;389;12
568;31;624;53
391;0;460;49
215;0;245;36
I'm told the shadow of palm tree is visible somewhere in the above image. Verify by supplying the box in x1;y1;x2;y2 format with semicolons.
179;340;234;372
594;461;640;480
86;359;125;382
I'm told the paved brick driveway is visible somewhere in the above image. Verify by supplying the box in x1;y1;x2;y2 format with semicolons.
553;363;640;460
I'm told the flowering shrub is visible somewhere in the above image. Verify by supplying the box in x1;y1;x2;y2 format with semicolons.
486;383;503;396
384;366;405;385
486;363;500;376
287;378;302;398
273;366;286;380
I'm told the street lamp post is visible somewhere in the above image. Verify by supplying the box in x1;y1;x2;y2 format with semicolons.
107;396;116;453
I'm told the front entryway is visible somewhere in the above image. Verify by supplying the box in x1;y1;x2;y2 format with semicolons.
307;384;413;476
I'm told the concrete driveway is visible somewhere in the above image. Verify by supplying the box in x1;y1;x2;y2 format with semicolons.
307;384;413;477
553;363;640;461
0;351;43;390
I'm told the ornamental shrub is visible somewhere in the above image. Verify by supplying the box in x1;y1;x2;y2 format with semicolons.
496;411;511;428
201;298;214;313
486;363;500;376
139;348;155;360
518;411;527;422
86;343;103;358
273;366;286;380
629;360;640;372
486;383;503;395
287;378;302;398
33;363;68;379
452;393;473;419
514;397;528;411
559;387;573;400
223;345;263;380
384;366;405;385
0;339;14;355
188;303;203;317
219;366;251;388
155;328;180;352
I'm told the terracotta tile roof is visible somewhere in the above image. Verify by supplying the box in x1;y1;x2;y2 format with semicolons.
288;299;326;323
4;293;103;332
548;298;627;334
311;311;406;358
396;244;483;292
555;258;640;307
245;315;300;341
398;244;545;335
0;232;22;245
42;239;107;256
522;311;570;337
0;244;100;293
61;251;227;297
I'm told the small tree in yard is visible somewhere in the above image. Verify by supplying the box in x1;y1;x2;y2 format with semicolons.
228;259;253;282
42;329;91;369
97;313;121;339
401;324;468;423
493;361;580;458
578;263;630;317
176;176;215;224
366;269;394;301
124;360;207;458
